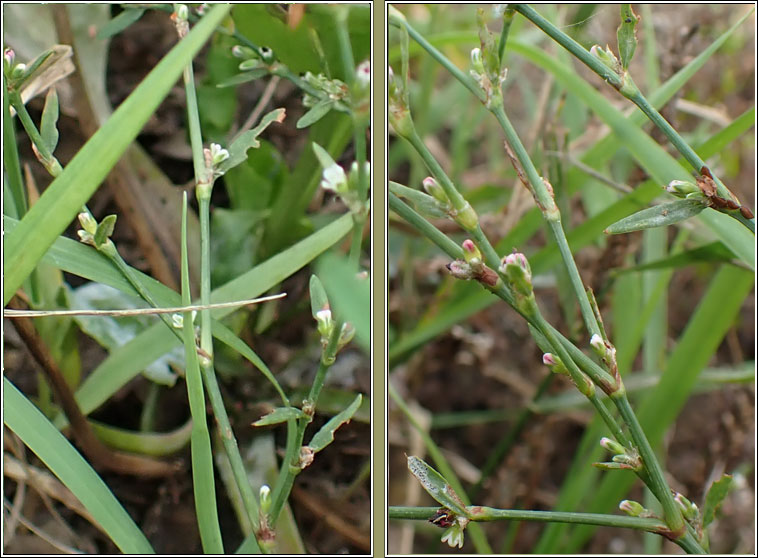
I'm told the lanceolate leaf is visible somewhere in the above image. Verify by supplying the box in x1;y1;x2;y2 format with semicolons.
216;69;268;88
219;108;286;173
296;98;334;129
253;407;306;426
605;198;707;234
96;8;145;39
40;87;60;153
389;181;448;219
617;5;639;71
702;474;733;529
3;4;231;305
407;455;469;517
307;394;362;452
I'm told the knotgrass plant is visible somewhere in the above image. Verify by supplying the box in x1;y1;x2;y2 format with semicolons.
4;3;369;553
388;4;753;554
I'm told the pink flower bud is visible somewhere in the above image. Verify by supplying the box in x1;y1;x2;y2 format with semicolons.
446;260;473;281
4;48;15;68
504;252;528;270
542;353;557;366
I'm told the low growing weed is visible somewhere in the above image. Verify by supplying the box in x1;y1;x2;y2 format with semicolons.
4;3;369;554
388;4;754;554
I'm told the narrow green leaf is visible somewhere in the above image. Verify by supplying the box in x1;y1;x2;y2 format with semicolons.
309;274;330;318
96;8;145;39
311;141;337;170
389;181;448;219
180;193;224;553
702;474;733;529
4;212;353;430
216;69;268;88
3;378;154;554
4;4;231;305
218;107;285;173
93;214;117;247
253;407;306;426
40;87;59;153
296;98;334;129
307;394;362;452
617;5;639;70
407;455;469;517
605;199;707;234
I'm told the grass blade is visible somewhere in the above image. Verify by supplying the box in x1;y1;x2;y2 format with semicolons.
3;378;154;554
3;4;231;304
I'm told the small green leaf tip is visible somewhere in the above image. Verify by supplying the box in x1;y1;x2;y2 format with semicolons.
617;5;640;71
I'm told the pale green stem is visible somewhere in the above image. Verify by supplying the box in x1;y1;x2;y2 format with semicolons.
613;393;686;535
268;319;343;524
511;3;754;234
490;104;601;339
8;91;62;176
182;31;264;552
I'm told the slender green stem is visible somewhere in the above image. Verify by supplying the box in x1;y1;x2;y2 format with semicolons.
390;10;483;103
613;393;686;535
4;80;26;215
395;11;603;339
268;320;343;524
106;247;179;337
389;505;667;532
180;194;224;554
490;104;601;339
335;6;355;86
586;393;630;448
181;27;264;551
403;126;470;215
511;3;754;233
497;7;516;66
8;91;62;176
389;192;462;258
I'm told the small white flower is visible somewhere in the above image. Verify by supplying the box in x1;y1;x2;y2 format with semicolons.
171;311;197;329
172;313;184;329
209;143;229;165
440;517;468;549
320;163;347;193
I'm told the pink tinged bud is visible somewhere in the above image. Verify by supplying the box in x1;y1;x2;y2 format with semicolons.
504;252;528;271
542;353;568;376
422;176;448;204
446;260;473;281
4;48;14;68
461;240;482;265
500;251;533;297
